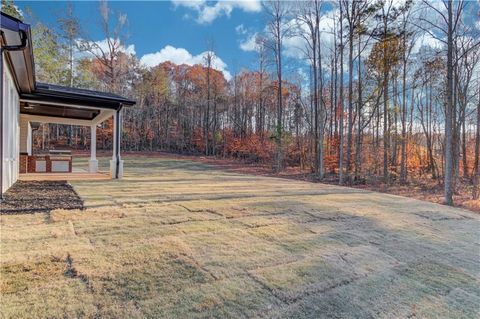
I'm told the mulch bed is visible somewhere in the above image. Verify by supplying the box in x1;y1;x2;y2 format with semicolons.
1;181;84;215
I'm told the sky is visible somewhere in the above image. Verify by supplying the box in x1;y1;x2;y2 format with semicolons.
16;0;275;81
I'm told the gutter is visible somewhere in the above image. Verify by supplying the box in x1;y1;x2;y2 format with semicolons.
0;29;28;201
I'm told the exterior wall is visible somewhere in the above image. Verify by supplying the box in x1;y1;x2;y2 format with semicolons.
2;57;20;193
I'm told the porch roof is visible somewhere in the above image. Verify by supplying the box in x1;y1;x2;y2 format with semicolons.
20;82;136;121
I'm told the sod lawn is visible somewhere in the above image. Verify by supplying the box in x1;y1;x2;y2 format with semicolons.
1;156;479;318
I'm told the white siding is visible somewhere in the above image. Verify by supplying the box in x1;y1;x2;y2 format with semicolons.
2;57;20;193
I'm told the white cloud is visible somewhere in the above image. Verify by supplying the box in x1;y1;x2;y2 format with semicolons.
283;34;305;59
239;32;258;52
140;45;232;80
235;24;247;35
172;0;261;24
171;0;204;9
412;33;443;54
283;19;308;59
283;8;338;60
233;0;262;12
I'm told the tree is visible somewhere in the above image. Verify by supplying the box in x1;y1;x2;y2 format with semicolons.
57;3;81;145
2;0;22;19
203;45;215;155
264;0;291;172
296;0;324;178
31;22;68;84
370;0;410;184
255;35;268;138
77;0;130;93
399;4;415;184
338;0;345;184
343;0;375;182
473;86;480;199
421;0;467;205
444;0;455;205
57;3;80;87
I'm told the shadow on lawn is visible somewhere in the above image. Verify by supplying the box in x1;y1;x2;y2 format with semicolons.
70;197;478;318
236;199;479;318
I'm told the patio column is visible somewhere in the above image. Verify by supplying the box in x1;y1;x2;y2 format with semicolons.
89;124;98;173
20;118;32;155
109;108;123;179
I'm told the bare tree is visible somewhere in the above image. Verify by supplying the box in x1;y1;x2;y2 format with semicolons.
78;0;130;93
421;0;467;205
296;0;324;178
264;0;291;172
255;35;268;138
399;6;414;184
203;43;215;155
473;85;480;199
445;0;457;205
338;0;345;184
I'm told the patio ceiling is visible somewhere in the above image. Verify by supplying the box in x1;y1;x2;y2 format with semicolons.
20;101;101;121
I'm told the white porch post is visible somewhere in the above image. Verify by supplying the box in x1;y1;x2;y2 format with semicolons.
20;118;32;155
26;122;32;155
109;109;124;179
89;125;98;173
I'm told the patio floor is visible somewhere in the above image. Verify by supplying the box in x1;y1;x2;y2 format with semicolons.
19;171;110;181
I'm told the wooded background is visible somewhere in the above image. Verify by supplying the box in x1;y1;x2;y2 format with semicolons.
3;0;479;205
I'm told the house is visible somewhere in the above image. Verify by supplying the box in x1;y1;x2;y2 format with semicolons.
1;12;135;196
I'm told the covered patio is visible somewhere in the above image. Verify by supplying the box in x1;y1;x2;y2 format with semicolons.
19;82;135;179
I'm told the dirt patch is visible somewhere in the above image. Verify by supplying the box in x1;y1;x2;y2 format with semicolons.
1;181;84;215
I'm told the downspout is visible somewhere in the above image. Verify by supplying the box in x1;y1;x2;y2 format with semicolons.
0;29;28;201
115;104;123;179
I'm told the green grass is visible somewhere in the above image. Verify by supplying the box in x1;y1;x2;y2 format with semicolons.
1;155;479;318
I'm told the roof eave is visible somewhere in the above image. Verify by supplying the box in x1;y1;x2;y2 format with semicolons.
35;89;136;106
1;12;35;93
20;91;135;110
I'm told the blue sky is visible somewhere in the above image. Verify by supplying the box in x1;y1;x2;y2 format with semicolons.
16;0;274;80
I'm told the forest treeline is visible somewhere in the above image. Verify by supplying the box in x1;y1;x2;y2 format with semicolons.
3;0;479;205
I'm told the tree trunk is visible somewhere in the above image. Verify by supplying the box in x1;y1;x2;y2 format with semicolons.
382;22;389;185
354;35;363;181
400;30;408;184
444;0;454;205
472;87;480;199
346;2;354;183
338;0;345;184
275;14;283;172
